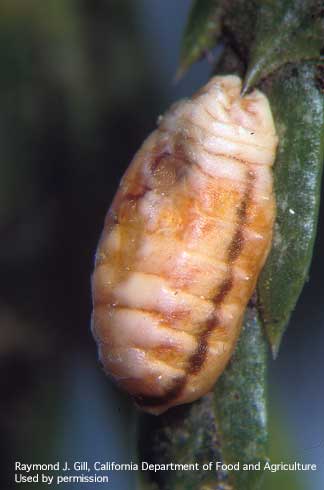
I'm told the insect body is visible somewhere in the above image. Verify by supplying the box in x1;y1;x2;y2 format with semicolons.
91;75;278;415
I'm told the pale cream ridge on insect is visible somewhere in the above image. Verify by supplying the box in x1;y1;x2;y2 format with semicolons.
91;75;278;415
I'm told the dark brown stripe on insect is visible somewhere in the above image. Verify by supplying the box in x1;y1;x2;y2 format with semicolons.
134;376;186;408
187;313;221;375
213;275;234;305
183;170;255;380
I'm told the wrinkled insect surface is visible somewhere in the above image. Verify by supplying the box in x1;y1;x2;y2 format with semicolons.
91;75;278;415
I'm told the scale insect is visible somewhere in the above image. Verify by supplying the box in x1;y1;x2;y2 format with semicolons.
91;75;278;415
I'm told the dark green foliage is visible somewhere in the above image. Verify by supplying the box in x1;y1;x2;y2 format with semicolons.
178;0;223;78
214;308;268;490
258;64;324;356
243;0;324;92
138;395;224;490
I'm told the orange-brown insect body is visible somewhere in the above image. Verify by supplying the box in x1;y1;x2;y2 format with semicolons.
92;76;278;414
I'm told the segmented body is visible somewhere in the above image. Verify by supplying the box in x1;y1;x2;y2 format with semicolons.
91;75;278;415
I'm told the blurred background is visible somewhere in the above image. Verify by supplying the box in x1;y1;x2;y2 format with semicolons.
1;1;323;489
